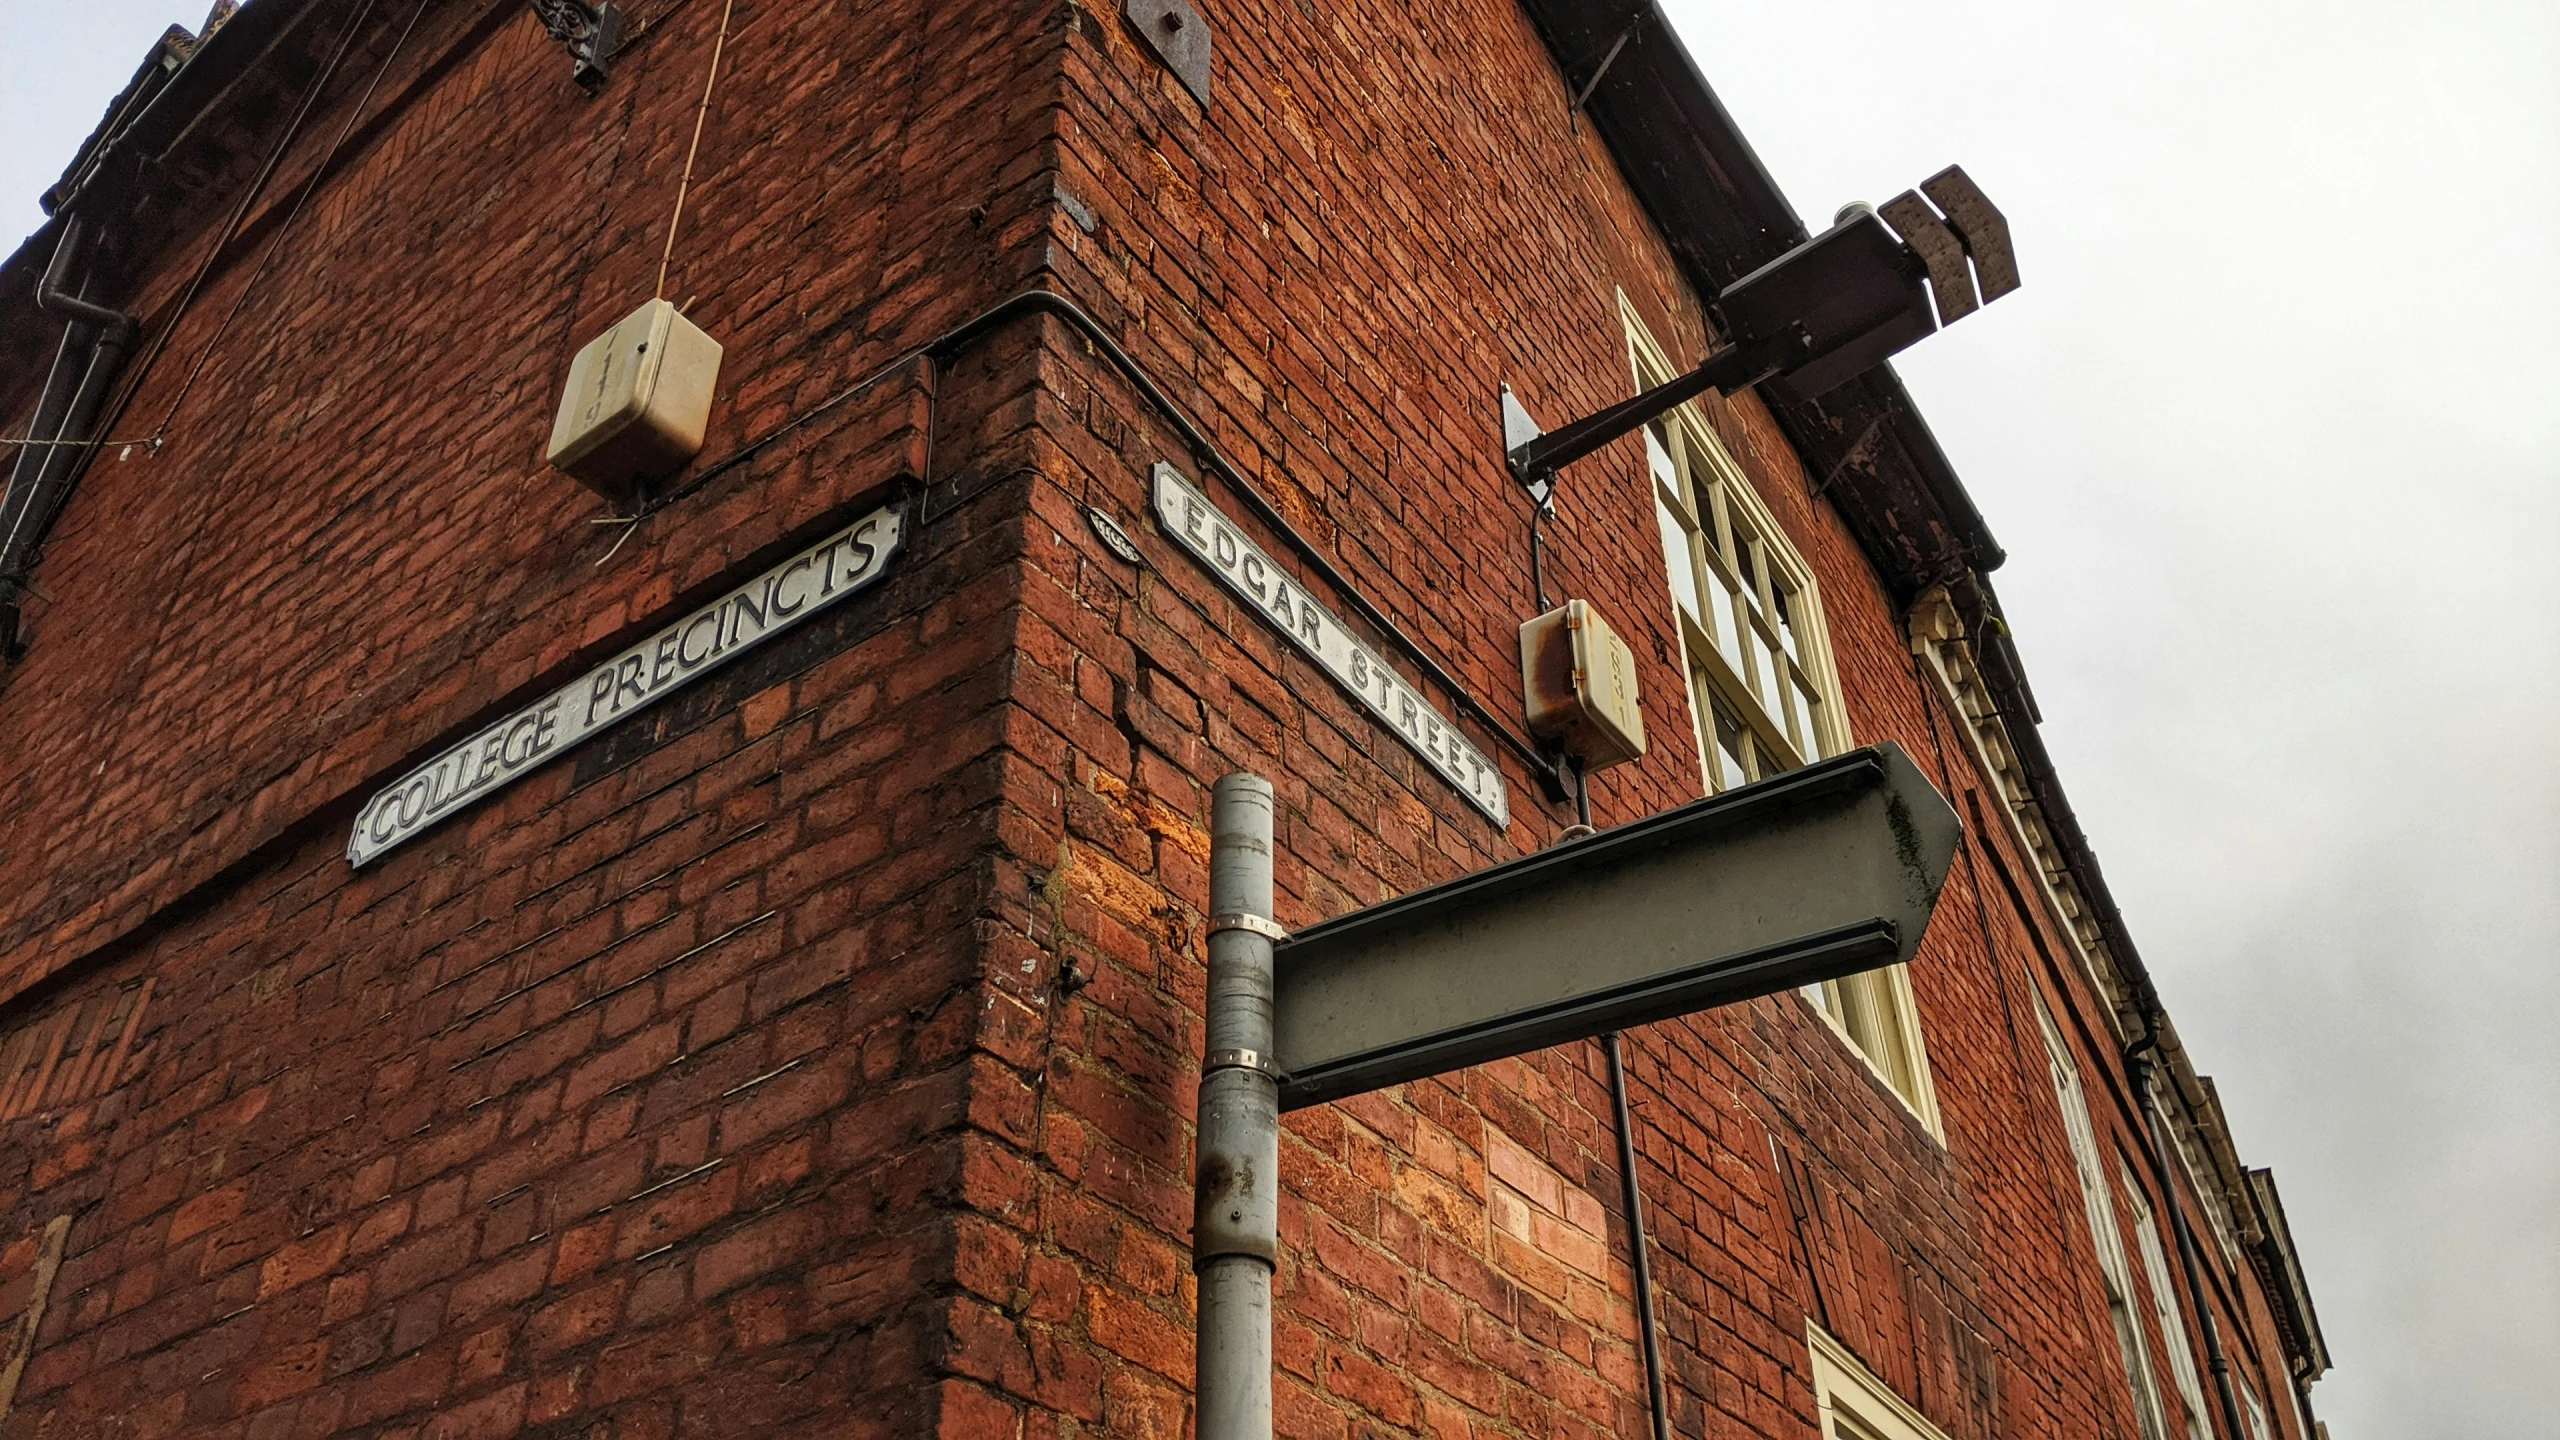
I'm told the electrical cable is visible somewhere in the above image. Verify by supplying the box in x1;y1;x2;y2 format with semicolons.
653;0;736;301
617;286;1567;797
2;0;379;459
1528;500;1550;611
142;0;403;447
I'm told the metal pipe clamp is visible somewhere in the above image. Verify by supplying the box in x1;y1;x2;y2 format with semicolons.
1207;911;1287;942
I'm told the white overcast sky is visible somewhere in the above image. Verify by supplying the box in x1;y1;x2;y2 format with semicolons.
6;0;2555;1433
1668;0;2560;1432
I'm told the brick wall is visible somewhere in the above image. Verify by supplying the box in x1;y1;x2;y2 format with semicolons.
0;0;2314;1436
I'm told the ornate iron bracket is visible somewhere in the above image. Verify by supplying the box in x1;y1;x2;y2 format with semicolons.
528;0;624;92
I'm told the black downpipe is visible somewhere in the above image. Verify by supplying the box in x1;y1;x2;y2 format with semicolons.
1604;1031;1672;1440
4;216;137;660
2127;1023;2249;1440
1549;777;1657;1435
3;324;85;539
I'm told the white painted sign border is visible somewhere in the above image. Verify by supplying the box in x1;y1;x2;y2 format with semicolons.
1150;464;1508;826
349;504;906;866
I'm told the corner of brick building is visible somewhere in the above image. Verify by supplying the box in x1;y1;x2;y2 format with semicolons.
0;0;2328;1436
0;0;1118;1432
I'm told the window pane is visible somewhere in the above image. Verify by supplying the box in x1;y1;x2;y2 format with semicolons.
1655;498;1701;625
1753;628;1784;709
1793;676;1824;758
1732;531;1764;610
1644;423;1684;508
1711;700;1750;792
1772;583;1803;662
1747;729;1793;781
1708;569;1743;667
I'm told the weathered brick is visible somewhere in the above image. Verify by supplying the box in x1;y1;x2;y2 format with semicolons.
0;3;2323;1439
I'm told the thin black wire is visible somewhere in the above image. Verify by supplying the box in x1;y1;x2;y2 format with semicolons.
148;0;424;444
12;3;376;459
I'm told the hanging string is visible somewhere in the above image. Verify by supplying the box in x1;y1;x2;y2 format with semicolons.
653;0;737;301
148;0;419;446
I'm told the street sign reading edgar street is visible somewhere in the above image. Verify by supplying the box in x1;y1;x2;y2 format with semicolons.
348;504;905;866
1269;743;1960;1108
1151;463;1508;827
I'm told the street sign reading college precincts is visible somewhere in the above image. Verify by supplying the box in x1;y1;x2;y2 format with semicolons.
1152;464;1509;827
347;505;905;866
1268;743;1961;1108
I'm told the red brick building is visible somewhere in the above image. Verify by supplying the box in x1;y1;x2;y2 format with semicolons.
0;2;2328;1437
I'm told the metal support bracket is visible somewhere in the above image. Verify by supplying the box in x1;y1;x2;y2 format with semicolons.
1123;0;1211;105
1505;337;1787;498
1567;19;1641;127
528;0;623;92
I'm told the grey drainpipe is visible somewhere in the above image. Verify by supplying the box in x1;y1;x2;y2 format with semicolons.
2;215;137;659
2126;1019;2250;1440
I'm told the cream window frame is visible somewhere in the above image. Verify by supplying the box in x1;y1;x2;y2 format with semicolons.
1619;296;1938;1136
2241;1381;2274;1440
1622;302;1849;781
2123;1159;2212;1440
2036;993;2171;1440
1807;1323;1959;1440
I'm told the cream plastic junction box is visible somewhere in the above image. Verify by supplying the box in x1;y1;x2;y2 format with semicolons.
545;298;723;504
1520;599;1647;771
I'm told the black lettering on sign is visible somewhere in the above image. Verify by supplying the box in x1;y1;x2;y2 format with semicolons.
350;503;908;866
728;583;767;646
680;610;720;667
772;558;815;617
1145;462;1506;826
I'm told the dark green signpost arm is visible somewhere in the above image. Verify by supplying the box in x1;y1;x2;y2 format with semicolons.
1269;743;1961;1109
1192;744;1960;1440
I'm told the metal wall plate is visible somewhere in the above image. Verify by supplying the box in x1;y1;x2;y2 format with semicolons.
1086;505;1145;565
1124;0;1211;105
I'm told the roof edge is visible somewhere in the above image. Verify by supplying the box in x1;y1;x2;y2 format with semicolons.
1514;0;2005;592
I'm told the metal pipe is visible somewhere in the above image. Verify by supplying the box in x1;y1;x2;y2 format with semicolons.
1197;773;1280;1440
5;217;136;657
3;321;85;528
1506;339;1770;492
1604;1031;1672;1440
37;218;139;343
2128;1033;2248;1440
